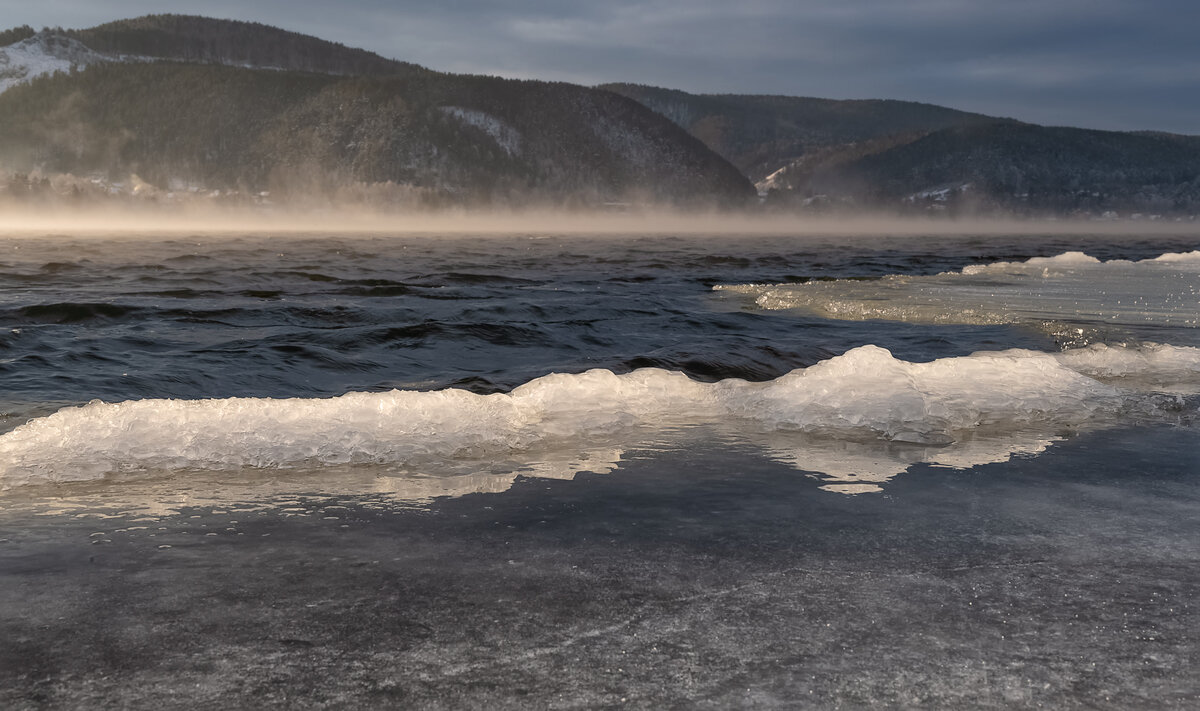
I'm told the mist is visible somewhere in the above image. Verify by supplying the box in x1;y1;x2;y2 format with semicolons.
4;203;1199;239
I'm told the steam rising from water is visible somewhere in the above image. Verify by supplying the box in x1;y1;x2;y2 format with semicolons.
3;206;1199;237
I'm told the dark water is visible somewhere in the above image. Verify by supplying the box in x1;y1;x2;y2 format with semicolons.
2;231;1193;421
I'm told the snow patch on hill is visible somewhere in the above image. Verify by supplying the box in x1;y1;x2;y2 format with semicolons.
440;106;522;156
0;31;111;94
756;164;792;193
906;183;973;203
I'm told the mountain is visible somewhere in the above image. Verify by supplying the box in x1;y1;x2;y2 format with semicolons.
804;122;1200;215
0;16;754;208
598;83;1001;183
0;30;108;93
2;16;1195;215
605;84;1200;216
64;14;425;77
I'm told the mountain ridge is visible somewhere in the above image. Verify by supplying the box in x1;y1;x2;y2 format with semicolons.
64;14;426;77
0;17;755;208
601;83;1200;216
597;83;1006;182
0;15;1196;215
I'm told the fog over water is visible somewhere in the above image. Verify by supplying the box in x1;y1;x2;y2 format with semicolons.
4;205;1200;236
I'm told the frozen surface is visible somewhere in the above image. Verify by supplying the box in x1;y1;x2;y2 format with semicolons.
2;427;1198;709
2;343;1196;492
717;250;1200;329
1;233;1198;708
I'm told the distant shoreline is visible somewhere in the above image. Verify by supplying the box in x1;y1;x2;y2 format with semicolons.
3;206;1199;237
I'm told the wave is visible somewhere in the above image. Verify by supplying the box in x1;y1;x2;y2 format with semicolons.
2;343;1196;492
7;302;143;324
961;250;1200;272
715;250;1200;330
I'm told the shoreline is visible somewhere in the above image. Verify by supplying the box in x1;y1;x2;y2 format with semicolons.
2;207;1199;238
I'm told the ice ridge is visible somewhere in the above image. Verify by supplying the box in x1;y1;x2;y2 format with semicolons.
2;344;1196;489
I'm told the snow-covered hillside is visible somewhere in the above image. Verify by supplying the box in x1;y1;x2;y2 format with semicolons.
0;31;110;94
440;107;522;156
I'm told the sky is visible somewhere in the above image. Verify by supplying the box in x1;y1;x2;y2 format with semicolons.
4;0;1196;134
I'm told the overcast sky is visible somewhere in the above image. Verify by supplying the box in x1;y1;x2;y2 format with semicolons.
5;0;1196;134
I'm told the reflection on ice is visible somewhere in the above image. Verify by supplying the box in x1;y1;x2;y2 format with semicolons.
378;445;625;500
8;423;1076;513
19;445;629;519
759;430;1060;494
7;421;1082;513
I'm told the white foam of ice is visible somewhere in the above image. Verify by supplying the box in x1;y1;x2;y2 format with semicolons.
1;343;1195;493
715;250;1200;328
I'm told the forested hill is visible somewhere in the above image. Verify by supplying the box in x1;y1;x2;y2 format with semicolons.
598;83;1001;182
0;17;754;207
803;123;1200;214
0;61;754;206
63;14;424;77
0;25;35;47
2;15;1196;214
605;83;1200;216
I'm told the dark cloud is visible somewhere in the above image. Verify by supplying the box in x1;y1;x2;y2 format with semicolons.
4;0;1196;133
